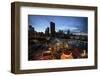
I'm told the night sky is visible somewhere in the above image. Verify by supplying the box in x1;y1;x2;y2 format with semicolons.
28;15;88;33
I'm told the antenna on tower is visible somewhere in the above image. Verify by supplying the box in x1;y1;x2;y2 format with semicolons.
51;16;55;22
45;16;50;23
44;16;55;23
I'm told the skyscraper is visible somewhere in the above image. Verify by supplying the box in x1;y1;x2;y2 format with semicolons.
50;22;55;36
29;25;35;32
45;27;49;36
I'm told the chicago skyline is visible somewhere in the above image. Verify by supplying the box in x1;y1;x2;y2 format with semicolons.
28;15;88;34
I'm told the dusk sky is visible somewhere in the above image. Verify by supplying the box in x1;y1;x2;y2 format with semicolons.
28;15;88;33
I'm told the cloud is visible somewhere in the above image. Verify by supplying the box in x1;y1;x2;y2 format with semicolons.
62;26;80;32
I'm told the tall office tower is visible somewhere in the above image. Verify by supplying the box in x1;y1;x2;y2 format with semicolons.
29;25;35;32
50;22;55;36
45;27;49;36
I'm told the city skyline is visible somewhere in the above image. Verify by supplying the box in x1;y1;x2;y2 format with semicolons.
28;15;88;33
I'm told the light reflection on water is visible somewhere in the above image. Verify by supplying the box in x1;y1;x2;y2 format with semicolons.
67;39;87;50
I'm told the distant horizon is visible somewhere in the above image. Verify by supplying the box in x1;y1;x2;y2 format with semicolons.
28;15;88;34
